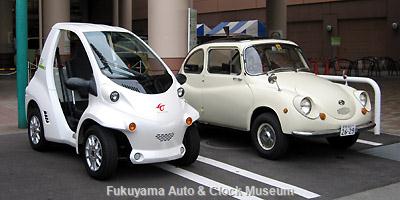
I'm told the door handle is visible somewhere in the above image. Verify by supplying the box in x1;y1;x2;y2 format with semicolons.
233;77;242;81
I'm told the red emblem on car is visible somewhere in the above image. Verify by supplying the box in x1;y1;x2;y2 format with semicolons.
156;103;165;111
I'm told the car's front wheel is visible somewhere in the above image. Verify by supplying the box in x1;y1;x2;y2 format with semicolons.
27;107;48;151
327;133;359;149
83;125;118;180
251;113;288;159
171;126;200;166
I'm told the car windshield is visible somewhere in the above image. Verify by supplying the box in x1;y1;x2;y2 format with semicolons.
84;31;172;94
244;43;309;75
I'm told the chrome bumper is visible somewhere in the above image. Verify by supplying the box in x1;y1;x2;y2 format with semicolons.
292;122;376;137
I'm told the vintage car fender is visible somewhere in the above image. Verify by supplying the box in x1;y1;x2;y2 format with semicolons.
245;78;299;133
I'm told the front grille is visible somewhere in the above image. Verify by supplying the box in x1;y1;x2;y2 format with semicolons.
155;133;174;142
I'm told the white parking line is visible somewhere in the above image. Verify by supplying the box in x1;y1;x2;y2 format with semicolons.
357;139;383;146
157;163;263;200
197;156;320;199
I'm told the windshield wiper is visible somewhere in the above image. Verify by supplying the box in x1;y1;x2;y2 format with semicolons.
90;43;113;74
90;43;144;79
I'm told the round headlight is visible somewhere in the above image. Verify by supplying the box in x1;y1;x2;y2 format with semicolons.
110;91;119;102
359;92;367;107
300;98;312;115
177;87;185;98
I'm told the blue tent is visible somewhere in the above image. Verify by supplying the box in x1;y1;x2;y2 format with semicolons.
208;20;266;37
197;24;211;36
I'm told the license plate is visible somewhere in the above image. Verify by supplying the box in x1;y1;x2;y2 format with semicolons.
340;125;356;137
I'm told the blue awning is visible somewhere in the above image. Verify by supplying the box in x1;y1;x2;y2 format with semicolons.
208;20;266;37
197;24;211;36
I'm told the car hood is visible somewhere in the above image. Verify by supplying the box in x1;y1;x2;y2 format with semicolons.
273;72;356;120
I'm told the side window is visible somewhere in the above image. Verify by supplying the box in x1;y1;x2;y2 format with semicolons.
54;30;93;80
208;49;241;75
184;50;204;74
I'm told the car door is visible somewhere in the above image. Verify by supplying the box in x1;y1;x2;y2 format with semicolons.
182;49;205;114
202;48;253;130
52;30;94;132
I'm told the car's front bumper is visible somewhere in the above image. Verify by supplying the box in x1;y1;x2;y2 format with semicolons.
291;121;375;137
129;144;186;164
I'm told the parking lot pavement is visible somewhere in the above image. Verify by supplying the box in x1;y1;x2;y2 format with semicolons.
1;126;400;200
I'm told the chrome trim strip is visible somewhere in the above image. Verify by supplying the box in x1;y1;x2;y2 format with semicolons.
292;122;376;137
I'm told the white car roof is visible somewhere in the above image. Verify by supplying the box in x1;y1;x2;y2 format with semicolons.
195;39;299;50
52;22;130;33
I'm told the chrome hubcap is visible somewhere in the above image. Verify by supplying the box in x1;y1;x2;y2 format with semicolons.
29;116;41;145
257;123;276;150
85;135;103;172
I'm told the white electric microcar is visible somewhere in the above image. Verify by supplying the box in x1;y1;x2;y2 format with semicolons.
180;38;375;159
25;23;200;179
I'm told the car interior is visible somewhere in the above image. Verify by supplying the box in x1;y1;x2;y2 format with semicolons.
54;31;93;131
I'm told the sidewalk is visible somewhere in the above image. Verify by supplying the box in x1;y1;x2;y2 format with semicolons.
352;77;400;135
0;76;399;135
0;76;22;134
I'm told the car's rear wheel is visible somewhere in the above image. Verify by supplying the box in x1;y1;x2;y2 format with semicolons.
171;126;200;166
27;107;48;151
83;125;118;180
327;133;359;149
251;113;288;159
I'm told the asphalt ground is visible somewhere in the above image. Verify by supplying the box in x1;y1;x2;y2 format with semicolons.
1;126;399;200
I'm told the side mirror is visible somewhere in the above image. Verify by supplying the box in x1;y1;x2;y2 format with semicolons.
268;74;277;84
176;73;187;85
268;73;281;91
65;77;97;97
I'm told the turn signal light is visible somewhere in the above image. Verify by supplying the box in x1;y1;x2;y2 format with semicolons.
128;122;137;132
319;113;326;120
186;117;193;126
361;108;368;115
283;108;288;114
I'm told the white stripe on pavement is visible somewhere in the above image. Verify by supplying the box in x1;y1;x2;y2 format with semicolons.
156;163;263;200
197;156;320;199
357;139;383;146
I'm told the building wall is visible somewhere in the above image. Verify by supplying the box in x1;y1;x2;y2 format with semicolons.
130;0;399;60
194;0;400;60
287;0;400;60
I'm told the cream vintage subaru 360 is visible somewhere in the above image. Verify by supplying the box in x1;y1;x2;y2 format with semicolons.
179;38;375;159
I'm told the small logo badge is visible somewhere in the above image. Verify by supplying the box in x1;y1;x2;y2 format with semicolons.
338;100;345;106
156;103;165;111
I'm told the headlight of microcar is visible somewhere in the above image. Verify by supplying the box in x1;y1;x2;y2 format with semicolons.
359;92;367;107
300;97;312;115
110;91;120;102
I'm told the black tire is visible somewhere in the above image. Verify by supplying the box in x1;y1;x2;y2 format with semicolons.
171;126;200;166
327;133;359;149
251;113;288;160
82;125;118;180
27;107;48;151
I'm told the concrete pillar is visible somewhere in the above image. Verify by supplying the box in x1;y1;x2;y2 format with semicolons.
0;0;14;55
119;0;132;31
148;0;190;72
266;0;287;39
43;0;70;39
113;0;119;26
